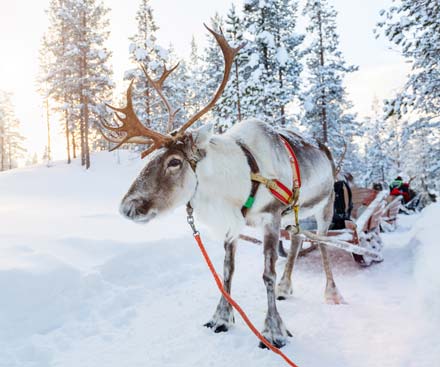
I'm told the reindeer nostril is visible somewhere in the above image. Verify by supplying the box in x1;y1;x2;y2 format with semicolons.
134;198;151;216
120;197;151;219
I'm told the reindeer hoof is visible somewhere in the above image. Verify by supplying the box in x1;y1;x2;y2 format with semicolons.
325;289;347;305
259;327;291;349
258;338;287;349
276;282;293;301
204;321;229;333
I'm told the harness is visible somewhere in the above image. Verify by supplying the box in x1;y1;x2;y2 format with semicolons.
237;135;302;229
186;134;302;231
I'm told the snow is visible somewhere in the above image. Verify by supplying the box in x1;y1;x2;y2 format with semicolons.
134;47;148;61
1;153;439;367
304;94;314;112
258;30;275;48
276;46;288;67
248;52;259;68
97;50;107;60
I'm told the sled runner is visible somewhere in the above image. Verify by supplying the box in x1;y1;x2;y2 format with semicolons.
277;188;394;267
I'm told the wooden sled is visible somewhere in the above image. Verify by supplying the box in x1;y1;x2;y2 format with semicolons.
277;189;392;267
380;195;402;232
240;188;401;267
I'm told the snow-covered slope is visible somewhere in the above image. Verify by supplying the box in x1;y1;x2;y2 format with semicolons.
0;153;438;367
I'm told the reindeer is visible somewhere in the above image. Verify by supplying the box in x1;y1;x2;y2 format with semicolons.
101;26;345;349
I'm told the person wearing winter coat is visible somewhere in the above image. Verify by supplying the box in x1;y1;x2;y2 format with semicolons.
390;177;413;203
389;176;403;191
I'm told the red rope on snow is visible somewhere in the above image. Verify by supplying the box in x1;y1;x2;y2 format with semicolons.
193;232;300;367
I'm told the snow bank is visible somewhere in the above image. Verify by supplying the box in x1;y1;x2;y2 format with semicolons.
1;153;439;367
411;203;440;322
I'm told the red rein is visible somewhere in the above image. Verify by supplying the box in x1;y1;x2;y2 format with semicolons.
193;232;300;367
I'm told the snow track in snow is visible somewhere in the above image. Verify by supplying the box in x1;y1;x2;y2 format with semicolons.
0;153;438;367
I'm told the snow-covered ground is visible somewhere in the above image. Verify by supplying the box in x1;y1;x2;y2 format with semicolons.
1;153;439;367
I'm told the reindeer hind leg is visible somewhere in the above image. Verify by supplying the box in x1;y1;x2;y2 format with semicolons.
316;196;346;304
276;233;303;300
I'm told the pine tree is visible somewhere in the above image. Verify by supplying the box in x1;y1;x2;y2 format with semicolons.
39;0;113;169
301;0;358;159
363;98;394;186
0;91;26;171
186;37;206;127
125;0;170;132
217;3;246;128
39;1;74;164
376;0;440;193
376;0;440;118
164;44;190;130
242;0;303;125
202;13;226;128
399;117;440;192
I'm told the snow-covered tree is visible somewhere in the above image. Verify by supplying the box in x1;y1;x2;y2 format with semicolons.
201;13;227;128
186;37;207;127
241;0;303;125
0;91;26;171
125;0;171;132
216;3;247;128
362;98;395;186
376;0;440;118
376;0;440;192
39;0;113;169
163;44;190;130
399;117;440;193
301;0;358;158
39;1;75;163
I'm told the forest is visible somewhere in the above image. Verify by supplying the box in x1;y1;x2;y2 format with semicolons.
0;0;438;193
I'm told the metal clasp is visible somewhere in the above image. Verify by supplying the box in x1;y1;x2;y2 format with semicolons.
186;203;199;236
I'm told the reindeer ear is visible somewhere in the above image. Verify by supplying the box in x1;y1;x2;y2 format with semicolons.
192;123;214;148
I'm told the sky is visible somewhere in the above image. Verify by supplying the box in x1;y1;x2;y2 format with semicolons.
0;0;409;161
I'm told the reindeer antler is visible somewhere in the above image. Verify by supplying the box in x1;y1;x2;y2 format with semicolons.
174;24;245;138
101;80;173;156
141;63;181;133
100;25;243;158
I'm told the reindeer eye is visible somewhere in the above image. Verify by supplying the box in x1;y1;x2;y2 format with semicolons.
168;158;182;168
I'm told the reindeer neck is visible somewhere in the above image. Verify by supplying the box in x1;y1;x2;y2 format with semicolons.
188;135;252;239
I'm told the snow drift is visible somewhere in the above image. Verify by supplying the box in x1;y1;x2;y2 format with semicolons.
0;153;438;367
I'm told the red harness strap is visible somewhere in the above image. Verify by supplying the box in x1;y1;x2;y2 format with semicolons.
239;135;302;212
280;135;301;189
250;135;301;206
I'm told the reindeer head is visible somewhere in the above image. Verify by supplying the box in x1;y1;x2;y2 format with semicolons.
100;25;242;223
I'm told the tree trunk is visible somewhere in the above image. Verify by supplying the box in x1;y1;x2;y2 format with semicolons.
278;68;285;126
65;109;71;164
0;127;4;171
46;97;52;164
84;95;90;169
317;8;328;144
72;130;77;159
79;9;86;167
80;97;85;166
8;142;12;170
234;59;242;122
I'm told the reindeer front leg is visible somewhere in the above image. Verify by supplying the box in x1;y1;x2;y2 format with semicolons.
260;216;292;349
205;239;237;333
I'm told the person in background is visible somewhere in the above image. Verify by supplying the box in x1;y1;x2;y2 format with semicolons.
390;176;415;204
389;176;403;192
399;182;412;203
